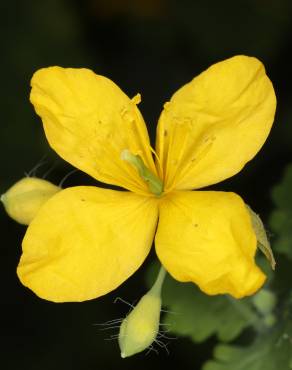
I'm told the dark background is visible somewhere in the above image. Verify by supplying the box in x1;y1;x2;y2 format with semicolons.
1;1;292;369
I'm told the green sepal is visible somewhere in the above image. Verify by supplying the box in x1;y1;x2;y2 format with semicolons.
246;204;276;270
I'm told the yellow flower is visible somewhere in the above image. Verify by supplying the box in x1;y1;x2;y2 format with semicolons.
17;55;276;302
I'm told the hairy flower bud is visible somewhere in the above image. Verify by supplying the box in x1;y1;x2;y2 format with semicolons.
119;292;161;358
1;177;60;225
118;266;166;358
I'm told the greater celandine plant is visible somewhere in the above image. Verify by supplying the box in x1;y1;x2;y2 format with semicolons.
1;55;276;357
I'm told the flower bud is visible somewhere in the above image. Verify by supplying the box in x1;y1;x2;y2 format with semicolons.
252;289;277;315
1;177;60;225
119;292;161;358
118;266;166;358
252;289;277;328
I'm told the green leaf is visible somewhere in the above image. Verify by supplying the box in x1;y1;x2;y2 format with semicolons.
147;264;260;343
203;320;292;370
270;164;292;259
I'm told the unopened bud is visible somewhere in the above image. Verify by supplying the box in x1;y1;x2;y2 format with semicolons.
118;266;166;358
1;177;60;225
252;289;277;315
252;289;277;328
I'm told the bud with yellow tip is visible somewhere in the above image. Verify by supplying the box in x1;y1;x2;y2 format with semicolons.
118;266;166;358
1;177;60;225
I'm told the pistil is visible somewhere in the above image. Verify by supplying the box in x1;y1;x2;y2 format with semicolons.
121;149;163;196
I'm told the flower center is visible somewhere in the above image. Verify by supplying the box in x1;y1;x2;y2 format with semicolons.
121;149;163;196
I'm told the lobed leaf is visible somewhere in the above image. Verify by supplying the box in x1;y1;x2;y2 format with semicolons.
203;321;292;370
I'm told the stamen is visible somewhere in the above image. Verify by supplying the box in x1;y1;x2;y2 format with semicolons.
131;93;141;105
150;146;163;179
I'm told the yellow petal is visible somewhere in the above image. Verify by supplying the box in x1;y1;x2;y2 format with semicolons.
30;67;156;195
156;55;276;191
155;191;266;298
17;187;158;302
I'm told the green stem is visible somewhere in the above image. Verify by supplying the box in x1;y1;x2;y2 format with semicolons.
226;296;265;332
149;265;167;296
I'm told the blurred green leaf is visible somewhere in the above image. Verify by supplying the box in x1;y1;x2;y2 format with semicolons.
147;264;260;343
270;164;292;259
203;318;292;370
